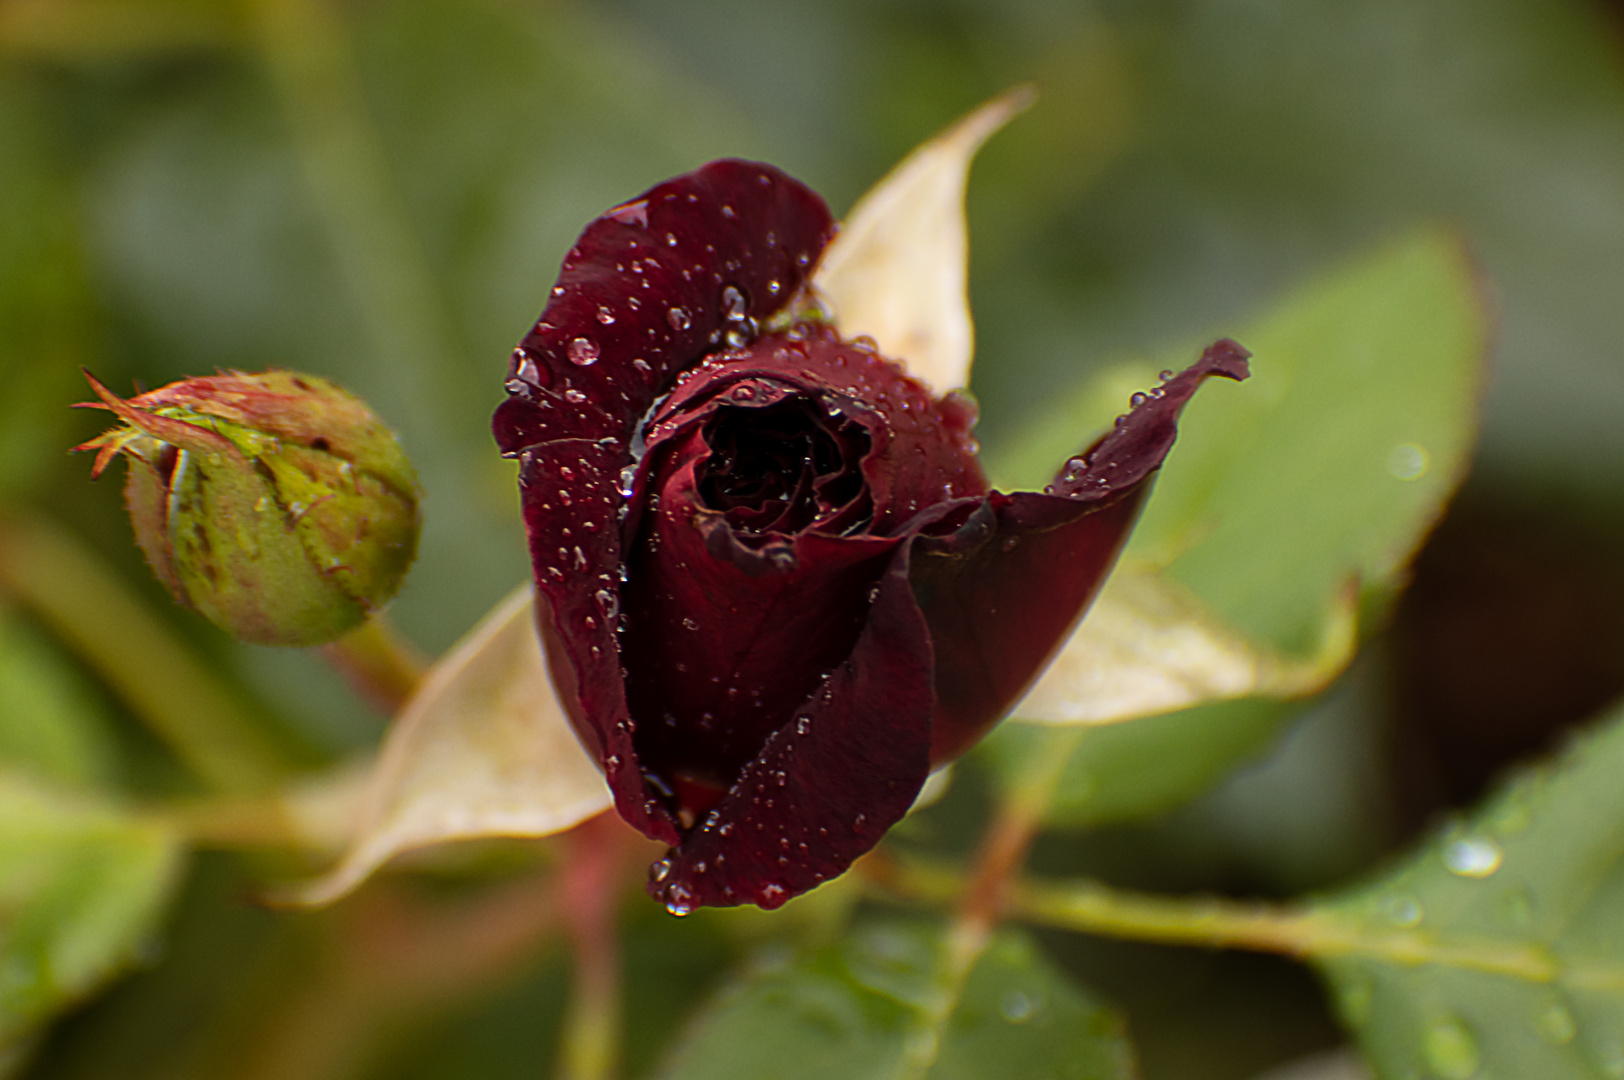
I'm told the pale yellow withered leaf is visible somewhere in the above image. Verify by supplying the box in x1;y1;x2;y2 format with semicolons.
813;85;1035;394
1012;568;1358;727
283;584;610;906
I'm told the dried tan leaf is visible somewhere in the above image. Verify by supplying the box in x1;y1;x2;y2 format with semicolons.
813;85;1035;394
1013;569;1358;726
282;585;610;906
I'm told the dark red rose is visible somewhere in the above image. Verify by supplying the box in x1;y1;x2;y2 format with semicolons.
493;160;1248;913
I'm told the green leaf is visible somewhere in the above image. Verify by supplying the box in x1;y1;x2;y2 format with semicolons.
982;230;1486;826
0;607;120;791
1310;697;1624;1079
0;770;183;1054
656;922;1133;1080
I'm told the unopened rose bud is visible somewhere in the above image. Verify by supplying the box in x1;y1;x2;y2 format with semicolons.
76;370;421;647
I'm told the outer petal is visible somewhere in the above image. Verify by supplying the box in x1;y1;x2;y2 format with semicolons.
911;339;1252;761
651;543;935;913
493;164;836;845
814;87;1034;394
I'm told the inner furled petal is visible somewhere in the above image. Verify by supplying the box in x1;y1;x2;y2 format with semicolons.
697;397;872;536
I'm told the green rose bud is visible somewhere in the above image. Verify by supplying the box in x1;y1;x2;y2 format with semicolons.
76;370;421;647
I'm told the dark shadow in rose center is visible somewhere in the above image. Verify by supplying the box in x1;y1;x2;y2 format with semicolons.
697;397;872;537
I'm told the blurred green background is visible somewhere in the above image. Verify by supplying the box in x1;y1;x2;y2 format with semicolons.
3;0;1624;1077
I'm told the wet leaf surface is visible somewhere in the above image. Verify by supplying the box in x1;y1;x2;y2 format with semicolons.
1311;698;1624;1080
656;921;1133;1080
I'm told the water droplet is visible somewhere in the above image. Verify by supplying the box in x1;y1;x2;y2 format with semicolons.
1336;975;1373;1027
721;284;748;321
596;305;615;325
667;306;691;331
1443;837;1503;878
759;883;786;907
606;754;621;768
664;884;694;917
632;358;653;376
1498;886;1534;928
650;858;672;883
1422;1015;1480;1079
852;814;866;833
732;385;755;401
595;589;620;622
1000;990;1040;1023
567;337;600;366
1386;895;1425;928
719;822;733;836
1535;997;1577;1045
796;717;810;735
682;617;699;631
664;231;679;247
1389;442;1430;481
721;204;736;220
1159;369;1174;381
563;388;587;404
1129;391;1149;407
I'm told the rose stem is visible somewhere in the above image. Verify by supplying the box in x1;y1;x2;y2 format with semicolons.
320;613;426;716
0;512;289;792
557;812;634;1080
897;727;1088;1079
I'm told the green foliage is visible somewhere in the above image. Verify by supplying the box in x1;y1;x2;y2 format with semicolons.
1313;699;1624;1080
657;922;1133;1080
0;611;119;791
0;772;182;1056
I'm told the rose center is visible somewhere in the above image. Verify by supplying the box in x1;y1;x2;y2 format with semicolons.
691;397;868;535
696;397;871;536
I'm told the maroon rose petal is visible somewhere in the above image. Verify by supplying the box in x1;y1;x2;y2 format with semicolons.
651;549;936;912
911;339;1252;761
498;151;1249;912
495;163;836;845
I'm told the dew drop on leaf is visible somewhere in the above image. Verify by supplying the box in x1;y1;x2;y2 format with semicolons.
1442;837;1503;878
1534;997;1578;1045
1422;1014;1480;1080
1385;895;1424;928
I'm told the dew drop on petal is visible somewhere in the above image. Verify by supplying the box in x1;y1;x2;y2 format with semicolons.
567;337;600;366
650;858;672;883
667;306;691;331
564;388;587;404
596;306;616;325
